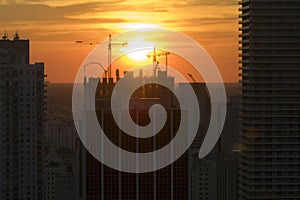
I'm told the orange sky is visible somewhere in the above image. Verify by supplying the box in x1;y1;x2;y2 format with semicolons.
1;0;239;83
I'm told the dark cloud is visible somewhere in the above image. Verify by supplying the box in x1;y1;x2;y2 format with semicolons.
172;0;237;7
0;0;238;42
164;16;237;27
1;0;238;25
28;27;111;41
0;4;64;21
0;1;126;22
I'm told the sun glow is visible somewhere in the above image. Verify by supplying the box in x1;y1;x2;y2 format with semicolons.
120;23;160;30
127;49;151;61
121;37;155;62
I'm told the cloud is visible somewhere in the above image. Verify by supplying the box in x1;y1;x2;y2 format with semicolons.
0;0;238;43
15;0;122;6
0;1;168;23
165;16;237;26
0;1;129;41
0;2;108;22
172;0;237;7
0;0;237;25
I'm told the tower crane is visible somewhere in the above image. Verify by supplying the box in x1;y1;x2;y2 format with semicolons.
147;47;159;77
75;34;127;79
157;51;170;74
108;34;127;79
147;47;170;77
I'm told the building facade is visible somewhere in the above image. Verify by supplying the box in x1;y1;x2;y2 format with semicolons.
239;1;300;199
0;34;46;199
45;149;76;200
177;83;218;200
217;96;240;200
78;70;190;200
76;71;218;200
46;120;78;152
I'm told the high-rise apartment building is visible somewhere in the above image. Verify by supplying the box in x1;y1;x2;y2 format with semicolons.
0;33;46;199
239;1;300;199
217;95;240;200
45;149;76;200
178;83;216;200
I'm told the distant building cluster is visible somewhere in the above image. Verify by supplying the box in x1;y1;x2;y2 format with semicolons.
46;120;77;152
45;148;76;200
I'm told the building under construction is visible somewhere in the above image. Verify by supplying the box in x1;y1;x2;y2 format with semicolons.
77;62;212;199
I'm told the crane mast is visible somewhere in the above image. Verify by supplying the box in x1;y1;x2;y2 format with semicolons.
107;34;127;79
147;47;170;78
75;34;127;80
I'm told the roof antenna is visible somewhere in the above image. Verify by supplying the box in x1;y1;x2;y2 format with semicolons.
2;31;8;40
13;31;19;40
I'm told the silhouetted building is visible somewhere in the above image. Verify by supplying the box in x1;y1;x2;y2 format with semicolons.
45;149;76;200
78;70;190;200
176;83;217;200
46;120;78;152
0;34;46;199
217;96;240;200
239;1;300;199
190;149;218;200
76;71;216;200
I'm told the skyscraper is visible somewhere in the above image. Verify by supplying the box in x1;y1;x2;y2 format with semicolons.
79;70;189;200
238;1;300;199
180;83;217;200
0;33;46;199
217;95;240;200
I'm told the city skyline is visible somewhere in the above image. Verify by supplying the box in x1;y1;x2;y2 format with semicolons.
1;1;300;199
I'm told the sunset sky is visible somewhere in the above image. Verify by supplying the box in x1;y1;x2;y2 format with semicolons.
1;0;239;83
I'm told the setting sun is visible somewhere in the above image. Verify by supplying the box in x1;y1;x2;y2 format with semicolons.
121;37;155;62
